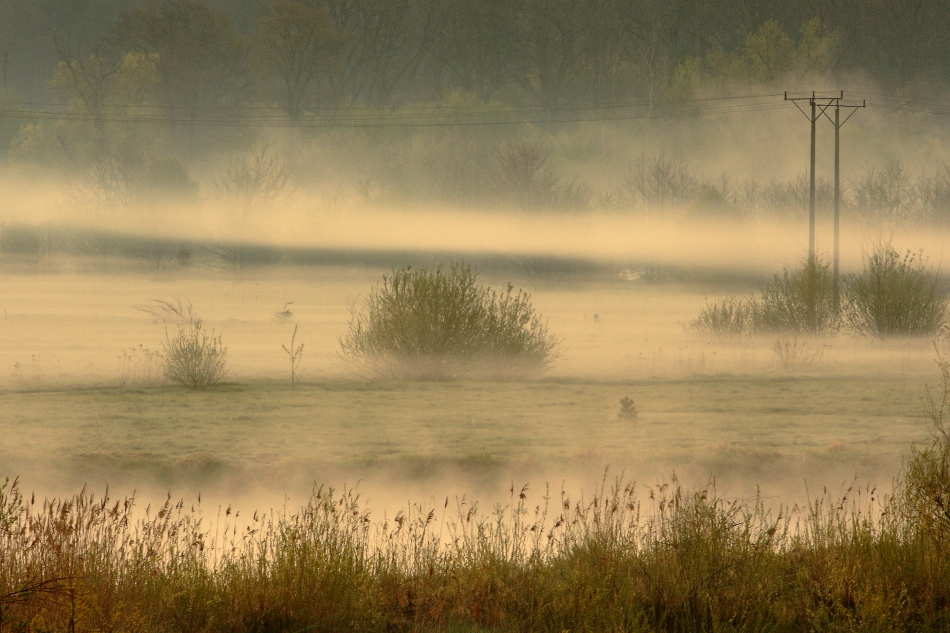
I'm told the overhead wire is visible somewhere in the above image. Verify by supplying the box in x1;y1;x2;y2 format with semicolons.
847;91;950;117
0;92;789;128
13;89;950;125
0;91;784;113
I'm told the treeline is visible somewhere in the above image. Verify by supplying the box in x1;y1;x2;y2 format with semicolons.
613;155;950;225
3;0;950;223
1;0;949;114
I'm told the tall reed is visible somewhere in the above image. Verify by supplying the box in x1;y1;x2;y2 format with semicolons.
2;466;950;632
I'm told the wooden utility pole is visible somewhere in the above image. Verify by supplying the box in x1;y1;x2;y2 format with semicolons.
785;92;839;267
827;94;866;311
784;91;865;330
810;96;816;264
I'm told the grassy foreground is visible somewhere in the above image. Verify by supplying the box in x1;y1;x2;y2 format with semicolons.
1;440;950;633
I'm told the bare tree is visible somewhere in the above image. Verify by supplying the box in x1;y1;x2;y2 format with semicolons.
252;0;344;118
428;0;524;101
217;141;290;219
518;0;589;117
111;0;248;122
319;0;437;106
50;35;123;137
211;142;290;270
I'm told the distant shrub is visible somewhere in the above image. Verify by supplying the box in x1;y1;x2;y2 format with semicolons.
916;162;950;223
217;142;289;217
162;319;229;390
690;296;755;335
755;255;838;334
340;263;559;380
690;256;838;336
617;397;638;422
843;243;948;337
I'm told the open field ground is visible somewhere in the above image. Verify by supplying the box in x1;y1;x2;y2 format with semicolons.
4;255;950;632
0;260;941;513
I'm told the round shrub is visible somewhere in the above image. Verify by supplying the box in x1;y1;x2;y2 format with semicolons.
162;319;229;389
340;263;559;380
844;244;948;337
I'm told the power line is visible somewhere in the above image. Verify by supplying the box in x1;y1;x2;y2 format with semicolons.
844;92;950;116
0;91;784;114
7;88;950;123
0;93;787;128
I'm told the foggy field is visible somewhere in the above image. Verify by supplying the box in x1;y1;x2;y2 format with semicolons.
6;2;950;628
0;261;939;512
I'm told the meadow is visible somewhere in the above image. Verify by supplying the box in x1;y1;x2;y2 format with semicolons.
2;253;948;631
0;256;939;502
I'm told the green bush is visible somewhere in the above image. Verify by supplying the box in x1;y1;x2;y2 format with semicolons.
756;255;838;334
843;243;948;337
691;257;838;336
340;262;559;380
690;296;755;335
162;319;229;390
692;246;950;338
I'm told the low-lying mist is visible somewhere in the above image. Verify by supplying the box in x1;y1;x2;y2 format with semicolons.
0;264;941;527
3;98;950;542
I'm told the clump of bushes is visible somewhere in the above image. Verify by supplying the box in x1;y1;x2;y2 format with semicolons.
756;255;838;334
844;245;948;337
693;244;948;337
162;318;229;390
692;255;838;335
340;262;559;380
692;296;756;335
901;439;950;542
